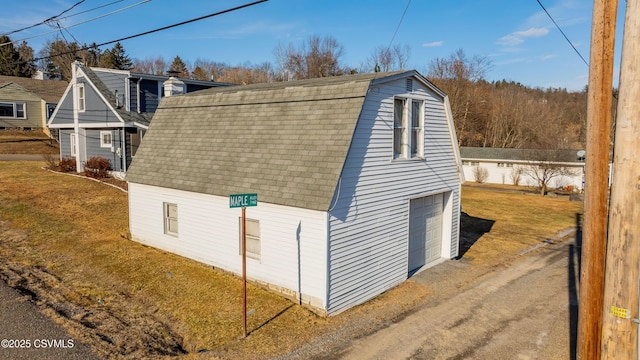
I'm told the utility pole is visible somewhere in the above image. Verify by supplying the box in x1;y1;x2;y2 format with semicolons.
577;0;618;358
601;0;640;357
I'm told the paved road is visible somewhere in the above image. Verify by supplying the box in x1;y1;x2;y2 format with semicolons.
339;238;579;359
0;280;100;360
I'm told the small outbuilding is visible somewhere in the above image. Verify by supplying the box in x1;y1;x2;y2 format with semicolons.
126;70;464;315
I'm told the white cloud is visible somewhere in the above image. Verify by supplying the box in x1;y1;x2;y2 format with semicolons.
422;41;443;47
541;54;558;61
497;27;549;46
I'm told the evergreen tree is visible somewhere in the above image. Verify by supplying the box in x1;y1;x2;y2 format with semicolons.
168;56;189;78
191;65;208;80
100;42;132;70
0;35;24;76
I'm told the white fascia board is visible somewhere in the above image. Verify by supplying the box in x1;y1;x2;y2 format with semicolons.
46;84;73;127
77;123;125;128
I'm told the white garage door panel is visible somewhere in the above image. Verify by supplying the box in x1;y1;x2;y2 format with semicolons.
408;193;443;272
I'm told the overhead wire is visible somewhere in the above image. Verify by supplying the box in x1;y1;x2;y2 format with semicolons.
4;0;269;67
535;0;589;67
0;0;152;48
1;0;86;37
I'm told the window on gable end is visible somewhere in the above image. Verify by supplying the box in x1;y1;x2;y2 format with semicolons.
78;84;85;112
393;97;424;159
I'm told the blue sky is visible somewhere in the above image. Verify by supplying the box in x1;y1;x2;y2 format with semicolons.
1;0;627;91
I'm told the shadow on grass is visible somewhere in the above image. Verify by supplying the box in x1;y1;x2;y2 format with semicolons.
248;304;295;336
0;139;49;143
458;211;495;258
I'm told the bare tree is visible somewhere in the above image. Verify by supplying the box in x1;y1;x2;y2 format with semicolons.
132;56;167;75
472;166;489;183
522;150;577;195
510;166;524;186
367;44;411;72
281;35;346;79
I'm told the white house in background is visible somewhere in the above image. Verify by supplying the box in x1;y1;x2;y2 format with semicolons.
460;147;587;191
126;70;464;315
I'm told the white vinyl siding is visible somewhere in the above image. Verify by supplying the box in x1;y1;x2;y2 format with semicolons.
327;77;461;315
128;183;329;309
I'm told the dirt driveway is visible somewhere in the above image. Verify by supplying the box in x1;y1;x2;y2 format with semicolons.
283;233;579;360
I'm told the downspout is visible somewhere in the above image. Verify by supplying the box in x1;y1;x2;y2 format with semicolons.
136;78;142;113
121;128;127;172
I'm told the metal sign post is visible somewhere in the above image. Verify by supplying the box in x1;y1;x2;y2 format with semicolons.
230;193;257;338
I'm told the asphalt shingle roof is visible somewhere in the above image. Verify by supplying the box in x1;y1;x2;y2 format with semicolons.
0;75;67;103
126;72;407;211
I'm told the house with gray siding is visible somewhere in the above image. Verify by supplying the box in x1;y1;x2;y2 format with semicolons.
126;70;464;315
0;75;67;135
47;62;228;174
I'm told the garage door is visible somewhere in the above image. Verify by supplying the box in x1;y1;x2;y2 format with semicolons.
408;193;443;273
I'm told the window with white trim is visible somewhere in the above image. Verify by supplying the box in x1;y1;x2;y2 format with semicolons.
239;218;260;260
497;162;513;168
100;131;112;148
164;203;178;236
70;133;77;157
393;98;424;159
77;84;85;112
0;102;26;119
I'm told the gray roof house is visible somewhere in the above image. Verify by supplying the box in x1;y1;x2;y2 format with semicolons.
47;61;229;174
0;75;67;135
460;146;588;190
126;70;464;315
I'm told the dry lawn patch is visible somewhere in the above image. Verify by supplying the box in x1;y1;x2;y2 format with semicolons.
0;162;428;359
0;129;58;155
0;163;582;359
460;184;583;265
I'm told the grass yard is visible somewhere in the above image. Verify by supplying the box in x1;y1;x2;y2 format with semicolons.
0;130;59;155
0;161;583;359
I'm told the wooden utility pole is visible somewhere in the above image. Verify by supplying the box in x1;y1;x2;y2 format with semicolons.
577;0;618;358
601;0;640;357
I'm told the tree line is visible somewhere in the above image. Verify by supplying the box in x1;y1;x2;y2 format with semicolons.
0;34;592;150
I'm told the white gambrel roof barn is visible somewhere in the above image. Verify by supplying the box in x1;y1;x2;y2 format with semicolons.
126;70;463;315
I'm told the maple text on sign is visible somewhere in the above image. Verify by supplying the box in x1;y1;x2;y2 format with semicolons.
229;193;258;208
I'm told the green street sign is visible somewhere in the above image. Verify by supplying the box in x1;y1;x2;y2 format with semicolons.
230;193;258;208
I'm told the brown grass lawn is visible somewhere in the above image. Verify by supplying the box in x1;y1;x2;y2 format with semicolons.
0;162;583;359
0;129;59;155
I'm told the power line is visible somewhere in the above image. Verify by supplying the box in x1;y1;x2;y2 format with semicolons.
386;0;412;52
0;1;152;48
535;0;589;67
6;0;269;67
1;0;86;37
